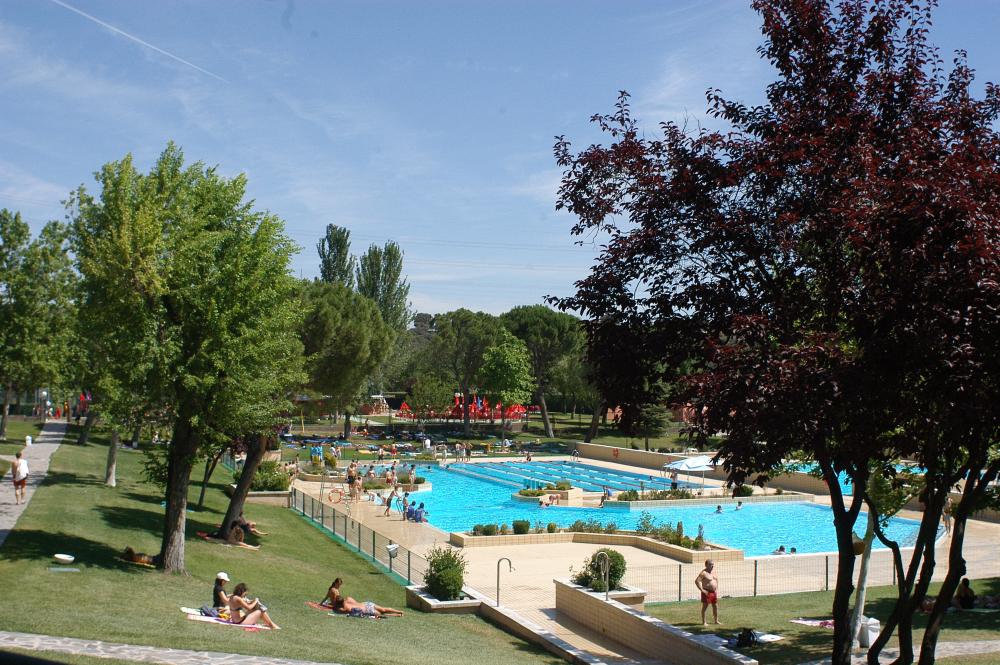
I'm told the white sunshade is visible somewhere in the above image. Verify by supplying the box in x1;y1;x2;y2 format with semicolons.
664;455;716;472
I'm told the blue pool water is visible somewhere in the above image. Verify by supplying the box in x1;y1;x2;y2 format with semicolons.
403;463;927;557
459;461;700;492
789;462;926;496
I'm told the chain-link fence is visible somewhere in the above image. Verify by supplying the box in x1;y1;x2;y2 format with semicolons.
289;487;428;586
626;541;1000;603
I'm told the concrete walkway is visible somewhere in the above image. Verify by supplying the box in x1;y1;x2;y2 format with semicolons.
798;639;1000;664
0;630;341;665
0;421;67;548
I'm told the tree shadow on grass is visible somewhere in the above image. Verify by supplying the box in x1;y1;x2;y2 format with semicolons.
865;586;1000;635
1;529;126;570
40;471;105;489
97;505;163;534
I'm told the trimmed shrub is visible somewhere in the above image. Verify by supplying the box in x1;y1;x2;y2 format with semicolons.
555;480;572;491
424;546;467;601
571;548;627;592
603;522;618;534
481;523;498;536
547;522;558;533
233;461;290;492
413;476;427;485
568;519;604;533
518;488;548;497
499;523;509;535
512;520;530;535
362;479;388;490
732;484;754;497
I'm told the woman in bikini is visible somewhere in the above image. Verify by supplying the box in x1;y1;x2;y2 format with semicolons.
332;595;404;618
228;582;280;629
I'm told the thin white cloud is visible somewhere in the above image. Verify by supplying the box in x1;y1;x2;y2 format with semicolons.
47;0;228;83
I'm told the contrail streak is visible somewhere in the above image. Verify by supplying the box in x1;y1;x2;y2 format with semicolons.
47;0;228;83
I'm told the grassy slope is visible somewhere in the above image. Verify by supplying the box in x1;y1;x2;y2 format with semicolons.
1;419;44;455
645;581;1000;665
0;648;140;665
0;430;560;665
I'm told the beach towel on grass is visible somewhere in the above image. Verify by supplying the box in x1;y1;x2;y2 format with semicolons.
791;618;835;628
181;607;268;630
306;601;330;611
118;557;155;569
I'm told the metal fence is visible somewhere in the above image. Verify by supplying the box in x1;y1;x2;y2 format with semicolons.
289;487;428;586
626;541;1000;604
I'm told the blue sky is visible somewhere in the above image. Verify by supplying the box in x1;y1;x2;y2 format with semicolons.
2;1;998;314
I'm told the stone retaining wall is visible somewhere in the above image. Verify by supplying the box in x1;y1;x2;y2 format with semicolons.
554;579;756;665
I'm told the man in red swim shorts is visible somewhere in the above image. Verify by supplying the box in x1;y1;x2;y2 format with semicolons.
695;559;721;625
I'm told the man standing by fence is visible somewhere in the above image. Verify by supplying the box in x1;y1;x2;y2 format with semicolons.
695;559;721;625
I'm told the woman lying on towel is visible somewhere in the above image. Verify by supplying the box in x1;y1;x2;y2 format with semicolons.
331;595;404;618
225;521;260;550
228;583;280;629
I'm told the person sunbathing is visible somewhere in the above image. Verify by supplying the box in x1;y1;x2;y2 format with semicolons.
321;578;343;607
226;521;260;550
332;595;404;618
122;546;161;567
236;511;268;537
228;582;280;629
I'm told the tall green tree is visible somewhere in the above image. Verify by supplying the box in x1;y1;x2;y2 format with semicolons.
409;374;454;422
0;211;75;439
70;143;302;572
300;280;392;437
429;309;499;436
479;330;536;433
317;224;355;288
501;305;583;437
356;241;411;335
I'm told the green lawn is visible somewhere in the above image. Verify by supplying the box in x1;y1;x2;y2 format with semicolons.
645;581;1000;665
0;429;561;665
1;418;44;454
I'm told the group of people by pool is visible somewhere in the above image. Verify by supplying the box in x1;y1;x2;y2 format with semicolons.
208;573;405;627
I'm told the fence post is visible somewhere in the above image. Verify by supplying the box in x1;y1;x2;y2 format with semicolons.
678;564;682;602
320;502;325;527
389;541;394;575
357;522;362;552
825;556;829;591
892;563;896;586
372;531;377;562
408;551;412;584
753;560;758;597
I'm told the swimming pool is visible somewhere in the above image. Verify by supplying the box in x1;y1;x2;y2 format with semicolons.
403;463;927;556
788;462;926;496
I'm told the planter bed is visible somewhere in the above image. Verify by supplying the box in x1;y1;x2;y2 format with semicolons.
449;530;743;563
405;585;483;614
225;483;291;507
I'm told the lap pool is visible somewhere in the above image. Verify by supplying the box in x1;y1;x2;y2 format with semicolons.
401;462;928;557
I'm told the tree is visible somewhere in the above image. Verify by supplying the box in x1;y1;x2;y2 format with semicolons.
0;211;75;439
631;402;670;452
356;241;411;335
409;374;454;422
479;331;536;433
300;280;392;437
429;309;500;437
501;305;583;437
317;224;355;288
70;143;302;572
552;2;1000;663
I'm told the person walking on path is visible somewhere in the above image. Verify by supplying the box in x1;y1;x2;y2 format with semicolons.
11;452;28;504
0;421;68;549
695;559;721;626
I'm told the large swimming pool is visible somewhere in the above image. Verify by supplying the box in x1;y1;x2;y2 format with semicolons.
400;462;927;557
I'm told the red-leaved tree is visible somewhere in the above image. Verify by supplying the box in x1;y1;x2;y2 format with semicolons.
553;1;1000;663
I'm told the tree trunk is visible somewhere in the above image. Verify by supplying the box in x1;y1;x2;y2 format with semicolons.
462;386;471;437
219;434;265;541
343;411;353;438
105;429;119;487
197;449;225;509
538;392;554;438
159;410;199;573
918;464;999;664
821;460;865;665
849;514;876;647
584;402;602;443
0;383;11;440
131;423;142;447
77;411;97;445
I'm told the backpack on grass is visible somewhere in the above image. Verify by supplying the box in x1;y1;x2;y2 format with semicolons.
735;628;760;649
